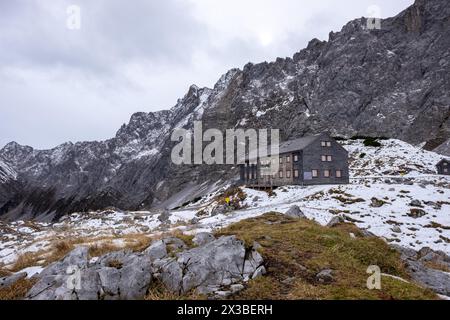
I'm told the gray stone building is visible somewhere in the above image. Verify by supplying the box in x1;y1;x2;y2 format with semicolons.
240;133;349;187
436;159;450;175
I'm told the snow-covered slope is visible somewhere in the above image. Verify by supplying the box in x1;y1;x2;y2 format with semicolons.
346;139;444;177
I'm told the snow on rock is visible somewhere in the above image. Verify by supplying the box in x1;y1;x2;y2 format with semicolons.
0;159;17;182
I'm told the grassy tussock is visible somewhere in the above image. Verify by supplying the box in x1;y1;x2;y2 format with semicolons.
216;212;437;300
0;278;37;300
145;281;205;300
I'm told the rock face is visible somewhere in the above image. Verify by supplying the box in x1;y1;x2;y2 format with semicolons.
394;245;450;297
25;235;265;300
26;247;153;300
1;0;449;220
154;236;264;295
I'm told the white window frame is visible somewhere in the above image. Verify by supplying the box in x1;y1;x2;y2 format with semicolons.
279;171;284;178
312;169;319;178
321;155;327;162
294;155;299;162
327;155;332;162
286;170;291;178
324;170;331;178
336;170;342;178
294;170;299;178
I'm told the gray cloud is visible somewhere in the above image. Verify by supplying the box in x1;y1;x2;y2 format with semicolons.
0;0;414;149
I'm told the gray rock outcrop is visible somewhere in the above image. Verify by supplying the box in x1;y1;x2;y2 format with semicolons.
284;205;306;219
393;245;450;297
154;236;264;295
25;235;265;300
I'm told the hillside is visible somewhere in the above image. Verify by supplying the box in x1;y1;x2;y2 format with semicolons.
0;138;449;300
0;0;449;219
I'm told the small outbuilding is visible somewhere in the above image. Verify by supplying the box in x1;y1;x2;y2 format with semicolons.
436;159;450;175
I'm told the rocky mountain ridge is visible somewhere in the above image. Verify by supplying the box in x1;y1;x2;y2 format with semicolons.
1;0;449;220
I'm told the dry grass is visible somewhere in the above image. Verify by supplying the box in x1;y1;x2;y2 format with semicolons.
10;239;75;272
423;260;450;273
216;212;438;300
0;269;12;277
107;259;123;269
88;241;123;257
0;278;37;300
145;281;205;300
10;252;44;273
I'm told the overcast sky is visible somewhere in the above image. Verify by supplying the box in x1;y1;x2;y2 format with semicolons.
0;0;414;149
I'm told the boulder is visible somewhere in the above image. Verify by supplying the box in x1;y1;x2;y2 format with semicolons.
407;208;427;218
143;240;167;261
27;247;153;300
155;236;264;295
395;246;450;296
409;200;422;207
326;216;345;228
316;269;334;284
284;205;306;219
192;232;215;246
162;237;187;251
230;284;244;294
211;205;228;216
157;210;171;223
190;217;200;225
370;197;386;208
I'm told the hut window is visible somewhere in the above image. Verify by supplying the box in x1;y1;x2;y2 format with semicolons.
279;171;284;178
312;170;319;178
336;170;342;178
327;155;332;162
321;155;327;162
286;155;291;163
294;170;299;178
286;170;291;178
324;170;331;178
294;155;299;162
